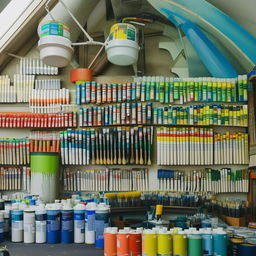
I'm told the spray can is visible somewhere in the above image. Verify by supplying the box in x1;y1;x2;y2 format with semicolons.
35;204;47;243
11;209;24;242
213;228;227;256
0;212;4;242
104;227;118;256
202;229;213;256
129;229;142;256
24;208;35;243
61;204;74;243
157;229;172;256
142;229;157;256
85;202;97;244
117;229;129;256
95;203;110;248
74;203;86;243
46;204;61;244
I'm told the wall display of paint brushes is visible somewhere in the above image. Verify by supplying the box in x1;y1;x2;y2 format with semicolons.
0;138;30;165
157;127;213;165
153;104;248;127
63;168;148;192
18;58;58;75
209;198;250;218
29;88;70;113
0;167;31;191
157;168;249;193
0;75;35;103
29;131;60;153
79;103;152;127
75;75;247;105
60;127;153;166
214;132;248;165
0;112;77;128
34;79;61;90
157;127;248;165
136;75;247;103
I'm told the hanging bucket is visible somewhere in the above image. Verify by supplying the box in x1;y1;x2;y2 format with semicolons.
105;23;139;66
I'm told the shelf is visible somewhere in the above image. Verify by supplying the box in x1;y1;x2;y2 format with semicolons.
79;124;248;129
111;205;200;214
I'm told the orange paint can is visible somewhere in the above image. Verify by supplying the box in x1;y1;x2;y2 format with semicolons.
117;230;129;256
129;230;142;256
104;228;118;256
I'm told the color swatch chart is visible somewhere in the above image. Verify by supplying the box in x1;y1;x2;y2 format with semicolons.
75;75;247;105
156;128;248;165
157;168;249;193
60;127;153;165
79;103;152;127
63;168;149;192
0;138;30;165
153;104;248;127
0;112;77;128
0;167;31;191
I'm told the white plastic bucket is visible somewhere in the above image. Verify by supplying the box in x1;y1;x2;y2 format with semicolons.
106;23;139;66
38;35;73;67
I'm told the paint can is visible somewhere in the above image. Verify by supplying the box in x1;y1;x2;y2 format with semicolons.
230;238;244;256
61;205;73;243
129;229;142;256
202;229;213;256
24;208;35;243
0;210;9;240
172;231;187;256
0;212;4;242
117;229;129;256
104;227;117;256
238;243;256;256
46;204;61;244
142;229;157;256
95;203;110;248
74;203;86;243
188;232;202;256
213;228;227;256
35;205;47;243
11;209;24;242
0;199;4;210
157;229;172;256
85;202;96;244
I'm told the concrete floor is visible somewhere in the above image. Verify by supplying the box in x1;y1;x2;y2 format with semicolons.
2;242;103;256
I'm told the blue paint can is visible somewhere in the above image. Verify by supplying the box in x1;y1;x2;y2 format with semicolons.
61;205;73;243
0;212;4;242
61;205;74;244
213;229;227;256
95;203;110;249
74;204;86;243
46;205;61;244
85;202;96;244
202;229;213;256
11;209;24;242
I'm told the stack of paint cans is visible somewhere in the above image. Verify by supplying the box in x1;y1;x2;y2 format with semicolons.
104;227;142;256
104;227;230;256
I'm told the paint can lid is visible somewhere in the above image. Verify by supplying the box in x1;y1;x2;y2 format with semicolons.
86;202;97;210
143;229;156;235
74;203;86;210
118;229;129;234
62;204;73;211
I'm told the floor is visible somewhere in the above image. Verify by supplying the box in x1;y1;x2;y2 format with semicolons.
2;242;103;256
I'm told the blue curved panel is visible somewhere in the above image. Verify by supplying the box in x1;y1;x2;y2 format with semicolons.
148;0;256;69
